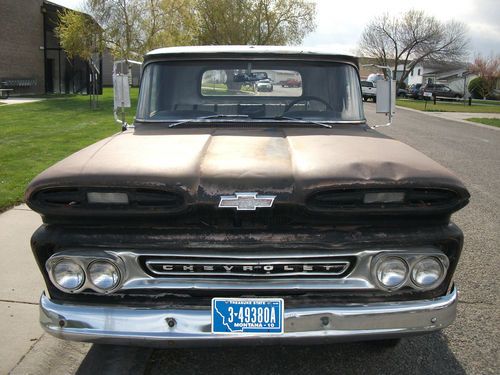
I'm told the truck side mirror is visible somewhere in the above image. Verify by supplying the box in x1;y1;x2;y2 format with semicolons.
112;59;142;130
113;74;131;111
376;79;395;116
362;64;396;128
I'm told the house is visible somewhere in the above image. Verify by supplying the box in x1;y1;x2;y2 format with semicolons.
0;0;102;95
402;62;477;95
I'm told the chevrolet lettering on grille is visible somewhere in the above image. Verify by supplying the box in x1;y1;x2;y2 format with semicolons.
146;262;350;277
218;192;276;211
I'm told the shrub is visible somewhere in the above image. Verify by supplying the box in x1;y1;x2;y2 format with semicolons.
468;77;488;99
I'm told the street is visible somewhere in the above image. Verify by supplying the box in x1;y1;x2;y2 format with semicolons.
4;104;499;374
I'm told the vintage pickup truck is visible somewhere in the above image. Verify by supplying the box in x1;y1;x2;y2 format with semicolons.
361;80;377;102
26;46;469;347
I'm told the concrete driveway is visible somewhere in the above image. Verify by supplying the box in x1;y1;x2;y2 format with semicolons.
0;98;45;105
1;104;499;374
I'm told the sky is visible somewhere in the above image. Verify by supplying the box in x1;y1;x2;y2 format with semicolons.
50;0;500;58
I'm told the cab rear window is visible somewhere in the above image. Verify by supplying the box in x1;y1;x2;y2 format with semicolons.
201;69;302;97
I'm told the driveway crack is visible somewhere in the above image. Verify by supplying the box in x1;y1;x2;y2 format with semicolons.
0;299;39;306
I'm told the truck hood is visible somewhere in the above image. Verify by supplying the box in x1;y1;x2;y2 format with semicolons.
26;126;469;204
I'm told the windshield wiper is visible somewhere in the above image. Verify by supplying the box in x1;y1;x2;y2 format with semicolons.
169;114;250;128
168;114;333;129
272;116;333;129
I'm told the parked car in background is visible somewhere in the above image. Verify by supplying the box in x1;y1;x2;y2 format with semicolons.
256;79;273;92
418;84;462;100
281;78;301;88
397;88;408;98
234;72;268;82
361;80;376;102
406;84;422;99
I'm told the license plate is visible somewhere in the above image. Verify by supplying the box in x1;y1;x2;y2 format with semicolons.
211;298;284;334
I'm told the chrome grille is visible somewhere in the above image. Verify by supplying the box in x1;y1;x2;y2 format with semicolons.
142;253;352;279
46;248;448;292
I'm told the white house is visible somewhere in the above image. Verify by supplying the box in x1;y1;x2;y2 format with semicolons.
397;62;477;95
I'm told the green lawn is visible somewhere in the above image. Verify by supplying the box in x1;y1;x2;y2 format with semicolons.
396;99;500;113
201;83;255;95
0;88;138;211
465;117;500;128
471;99;500;105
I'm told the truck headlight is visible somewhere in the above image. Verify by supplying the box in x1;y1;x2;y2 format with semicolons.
52;260;85;291
375;257;408;290
411;257;443;289
88;261;120;291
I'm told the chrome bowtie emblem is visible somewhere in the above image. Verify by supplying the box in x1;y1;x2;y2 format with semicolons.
218;192;276;211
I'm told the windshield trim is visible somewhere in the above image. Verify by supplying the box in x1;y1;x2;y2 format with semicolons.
137;59;366;124
134;118;367;125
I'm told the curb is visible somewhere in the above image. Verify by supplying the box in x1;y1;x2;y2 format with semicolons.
395;105;500;131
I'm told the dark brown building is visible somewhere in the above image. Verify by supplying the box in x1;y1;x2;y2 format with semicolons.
0;0;101;95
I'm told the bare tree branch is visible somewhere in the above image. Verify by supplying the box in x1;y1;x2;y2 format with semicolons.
359;9;469;86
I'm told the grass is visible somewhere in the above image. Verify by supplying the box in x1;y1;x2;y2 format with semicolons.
396;99;500;113
0;88;138;211
471;98;500;105
465;117;500;128
201;83;255;95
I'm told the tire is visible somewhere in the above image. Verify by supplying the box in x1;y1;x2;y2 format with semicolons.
362;96;367;102
372;97;376;103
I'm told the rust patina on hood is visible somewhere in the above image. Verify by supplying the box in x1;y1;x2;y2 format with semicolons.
25;125;469;207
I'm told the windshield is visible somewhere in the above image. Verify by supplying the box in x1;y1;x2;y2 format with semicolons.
137;60;364;123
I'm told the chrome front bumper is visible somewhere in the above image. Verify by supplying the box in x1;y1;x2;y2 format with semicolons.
40;287;457;347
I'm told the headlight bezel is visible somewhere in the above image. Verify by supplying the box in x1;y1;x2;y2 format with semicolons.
371;252;449;292
46;252;124;294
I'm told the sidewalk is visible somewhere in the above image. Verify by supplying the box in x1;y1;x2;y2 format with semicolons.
395;105;500;131
0;98;44;105
0;205;90;374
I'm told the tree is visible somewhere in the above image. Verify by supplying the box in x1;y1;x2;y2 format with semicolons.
79;0;195;60
468;77;487;99
56;9;103;61
359;10;469;86
468;54;500;99
192;0;317;45
56;0;317;63
56;9;103;106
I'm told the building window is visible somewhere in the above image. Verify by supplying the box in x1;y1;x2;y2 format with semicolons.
418;68;421;75
411;69;414;76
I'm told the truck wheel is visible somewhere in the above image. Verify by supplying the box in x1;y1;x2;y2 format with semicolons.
372;97;376;103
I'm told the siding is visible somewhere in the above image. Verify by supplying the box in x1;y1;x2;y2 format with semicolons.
0;0;45;94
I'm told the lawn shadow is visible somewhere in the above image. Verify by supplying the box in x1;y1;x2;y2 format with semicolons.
76;332;465;375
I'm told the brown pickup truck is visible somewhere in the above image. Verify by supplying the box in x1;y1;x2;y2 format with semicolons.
26;46;469;348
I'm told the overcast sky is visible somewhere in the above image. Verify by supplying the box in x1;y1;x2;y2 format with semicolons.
51;0;499;58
